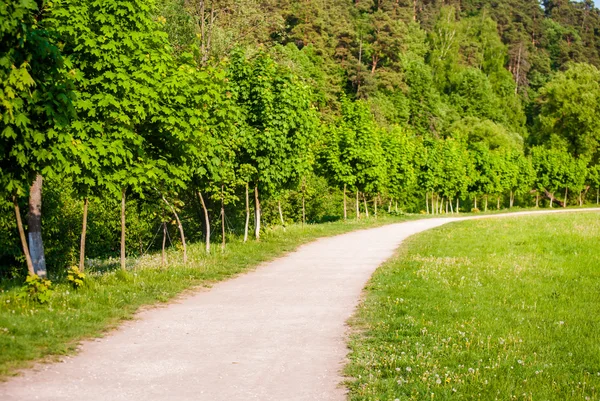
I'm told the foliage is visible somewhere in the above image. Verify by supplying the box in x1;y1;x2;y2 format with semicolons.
66;266;86;289
18;275;53;304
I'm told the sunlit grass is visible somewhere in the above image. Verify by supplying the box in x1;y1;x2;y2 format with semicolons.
0;215;410;379
346;212;600;401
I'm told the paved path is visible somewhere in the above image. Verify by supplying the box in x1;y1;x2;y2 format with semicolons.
1;209;598;401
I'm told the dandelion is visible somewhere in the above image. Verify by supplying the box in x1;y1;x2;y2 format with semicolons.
407;367;412;372
436;378;442;385
468;368;475;374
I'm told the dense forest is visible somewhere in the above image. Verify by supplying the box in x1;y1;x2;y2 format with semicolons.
2;0;600;279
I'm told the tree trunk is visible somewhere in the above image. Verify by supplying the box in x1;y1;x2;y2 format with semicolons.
374;195;378;217
254;185;261;240
426;192;429;214
450;198;454;214
28;175;47;277
343;184;347;220
597;188;599;205
474;196;477;210
13;195;35;276
445;199;448;214
363;194;369;218
161;222;167;268
221;184;226;250
432;192;436;215
162;195;187;264
510;190;514;208
564;187;568;208
120;188;126;270
550;193;553;208
198;191;210;253
388;199;392;213
356;190;360;220
456;198;460;214
395;200;398;213
79;197;89;271
579;191;583;206
244;183;250;243
278;200;285;226
497;196;500;210
302;177;306;226
484;195;488;212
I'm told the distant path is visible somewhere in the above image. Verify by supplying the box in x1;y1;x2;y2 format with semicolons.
1;209;598;401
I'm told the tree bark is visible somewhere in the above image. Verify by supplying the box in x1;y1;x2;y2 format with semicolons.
244;183;250;243
162;195;187;264
356;190;360;220
254;185;261;240
120;188;126;270
432;192;435;215
388;199;391;213
395;200;398;213
343;184;347;220
564;187;568;208
497;196;500;210
198;191;210;253
536;193;539;208
456;198;460;214
426;192;429;214
13;195;35;276
484;195;488;212
597;188;599;205
302;177;306;226
79;197;89;271
221;184;226;250
28;175;47;277
450;198;454;214
363;194;369;218
474;196;477;210
373;195;378;217
278;200;285;226
161;222;167;268
510;190;514;208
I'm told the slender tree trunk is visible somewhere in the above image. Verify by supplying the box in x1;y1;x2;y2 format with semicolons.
432;192;435;215
536;193;540;208
497;196;500;210
426;192;429;214
450;198;454;214
395;200;398;213
120;188;126;270
162;195;187;264
597;188;599;205
388;199;392;213
550;194;554;208
579;191;583;206
161;222;167;268
474;196;477;210
343;184;347;220
356;190;360;220
510;190;514;208
374;195;378;218
484;195;488;212
13;195;35;276
445;199;448;214
28;175;46;277
221;184;226;250
278;200;285;227
79;197;89;271
363;194;369;218
456;198;460;214
244;183;250;243
198;191;210;253
302;178;306;226
564;187;568;208
254;185;261;240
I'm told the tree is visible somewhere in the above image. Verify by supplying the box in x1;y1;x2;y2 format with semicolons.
1;0;74;276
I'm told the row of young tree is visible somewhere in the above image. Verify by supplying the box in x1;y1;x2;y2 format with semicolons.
2;0;600;279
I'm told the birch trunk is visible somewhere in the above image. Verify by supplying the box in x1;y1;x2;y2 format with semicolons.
363;194;369;218
161;222;167;268
221;184;225;250
254;185;261;240
564;187;568;208
426;192;429;214
79;197;89;271
356;190;360;220
244;183;249;243
278;200;285;227
343;184;347;220
198;191;210;252
120;188;126;270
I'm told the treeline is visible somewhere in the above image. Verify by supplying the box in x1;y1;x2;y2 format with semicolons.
1;0;600;279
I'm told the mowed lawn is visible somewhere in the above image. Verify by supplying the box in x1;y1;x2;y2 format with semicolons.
346;212;600;401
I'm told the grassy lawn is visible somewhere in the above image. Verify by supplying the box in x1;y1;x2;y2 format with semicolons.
0;215;413;379
346;212;600;401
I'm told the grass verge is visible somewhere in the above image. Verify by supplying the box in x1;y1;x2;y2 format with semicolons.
0;215;415;379
346;212;600;401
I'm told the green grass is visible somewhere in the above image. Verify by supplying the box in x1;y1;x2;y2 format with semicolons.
0;215;415;379
346;212;600;401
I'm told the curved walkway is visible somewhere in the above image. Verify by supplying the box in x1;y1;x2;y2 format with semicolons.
1;209;598;401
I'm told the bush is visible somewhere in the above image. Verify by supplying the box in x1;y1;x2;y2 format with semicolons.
18;275;53;304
